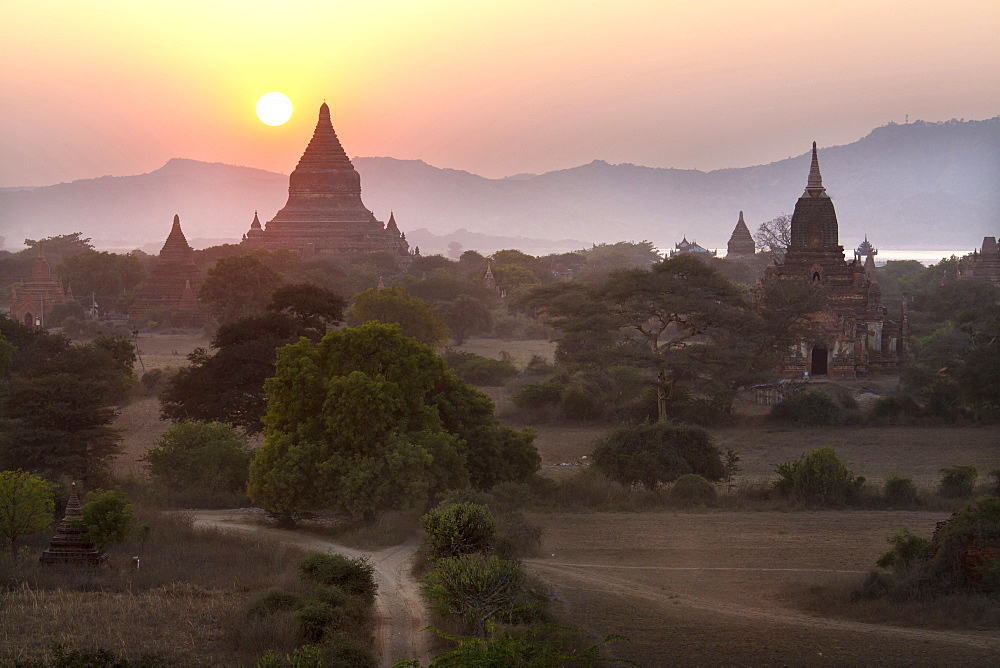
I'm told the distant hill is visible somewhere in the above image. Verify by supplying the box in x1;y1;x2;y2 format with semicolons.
1;118;997;254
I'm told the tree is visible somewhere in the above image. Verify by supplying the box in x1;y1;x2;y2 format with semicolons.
346;286;449;346
160;311;316;432
520;254;746;421
78;487;134;549
592;422;724;491
56;250;146;314
440;295;492;345
248;324;538;524
198;254;284;324
267;283;345;335
423;553;526;637
0;318;128;480
753;213;791;259
143;421;253;504
0;470;54;555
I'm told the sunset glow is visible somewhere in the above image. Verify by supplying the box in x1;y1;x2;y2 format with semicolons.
1;0;998;186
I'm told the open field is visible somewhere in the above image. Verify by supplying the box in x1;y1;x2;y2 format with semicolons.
527;511;1000;665
94;331;1000;665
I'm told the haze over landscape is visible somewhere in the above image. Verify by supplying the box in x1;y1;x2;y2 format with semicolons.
2;1;998;253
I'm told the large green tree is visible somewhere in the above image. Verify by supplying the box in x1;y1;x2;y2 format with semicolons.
143;421;253;504
248;324;538;524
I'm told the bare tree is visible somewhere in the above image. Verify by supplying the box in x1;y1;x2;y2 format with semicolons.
754;213;792;260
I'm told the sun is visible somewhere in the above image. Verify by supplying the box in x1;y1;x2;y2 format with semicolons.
256;92;293;126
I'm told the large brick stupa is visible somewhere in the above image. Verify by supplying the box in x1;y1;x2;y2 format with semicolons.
242;103;411;262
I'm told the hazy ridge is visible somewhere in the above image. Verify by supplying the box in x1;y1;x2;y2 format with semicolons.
1;118;997;254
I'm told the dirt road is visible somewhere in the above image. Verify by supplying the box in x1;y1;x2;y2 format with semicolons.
190;510;433;667
526;511;1000;666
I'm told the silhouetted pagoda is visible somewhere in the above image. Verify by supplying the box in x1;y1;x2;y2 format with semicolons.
242;103;411;263
725;211;756;259
40;483;107;565
957;235;1000;286
765;143;908;377
129;215;205;327
9;245;67;327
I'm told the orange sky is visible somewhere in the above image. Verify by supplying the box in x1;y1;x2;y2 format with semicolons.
1;0;998;187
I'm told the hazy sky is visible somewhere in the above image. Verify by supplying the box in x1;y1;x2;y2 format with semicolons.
2;0;997;187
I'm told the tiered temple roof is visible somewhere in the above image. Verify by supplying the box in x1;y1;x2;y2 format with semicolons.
765;143;907;377
958;236;1000;286
670;237;716;257
725;211;756;259
128;215;205;327
40;483;107;566
242;103;410;261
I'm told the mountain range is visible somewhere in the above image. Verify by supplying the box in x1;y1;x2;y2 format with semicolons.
1;117;997;255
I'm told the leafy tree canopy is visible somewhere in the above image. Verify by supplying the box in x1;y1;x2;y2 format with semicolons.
248;323;538;523
198;254;284;324
592;422;724;490
79;487;134;549
143;421;253;503
56;250;146;312
346;286;448;346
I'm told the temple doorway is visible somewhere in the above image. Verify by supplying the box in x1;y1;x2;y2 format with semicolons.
810;346;828;375
23;312;34;326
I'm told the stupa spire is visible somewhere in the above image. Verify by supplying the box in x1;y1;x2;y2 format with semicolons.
251;211;262;230
32;243;52;279
803;141;828;198
296;102;351;169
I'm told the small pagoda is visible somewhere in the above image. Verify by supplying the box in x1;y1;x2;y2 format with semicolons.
39;483;107;566
9;245;67;327
725;211;756;260
128;214;205;327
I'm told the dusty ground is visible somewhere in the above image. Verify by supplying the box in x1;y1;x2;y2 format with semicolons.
528;511;1000;666
132;330;210;372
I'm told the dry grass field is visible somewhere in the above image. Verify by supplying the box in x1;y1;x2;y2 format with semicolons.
72;331;999;665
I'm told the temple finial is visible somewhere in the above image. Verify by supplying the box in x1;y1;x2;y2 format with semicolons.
804;141;827;197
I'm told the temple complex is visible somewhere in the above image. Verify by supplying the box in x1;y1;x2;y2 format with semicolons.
765;143;908;377
128;215;205;327
669;237;716;258
957;236;1000;286
9;246;67;327
725;211;756;260
40;483;107;565
242;103;411;264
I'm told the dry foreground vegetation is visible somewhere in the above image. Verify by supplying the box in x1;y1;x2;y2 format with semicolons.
3;331;999;666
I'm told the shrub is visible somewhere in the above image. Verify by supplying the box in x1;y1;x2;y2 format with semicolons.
443;350;518;386
493;511;543;559
592;422;724;491
297;553;377;603
559;384;600;421
884;476;920;509
79;487;134;549
991;469;1000;497
423;553;527;637
774;447;864;506
142;421;253;506
421;502;496;559
669;474;717;507
869;395;922;422
770;389;842;426
512;382;565;409
937;465;977;499
876;528;931;573
294;602;334;643
523;355;555;376
246;589;301;618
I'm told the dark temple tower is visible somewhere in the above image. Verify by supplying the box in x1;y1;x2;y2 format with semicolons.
243;103;410;261
765;142;907;377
